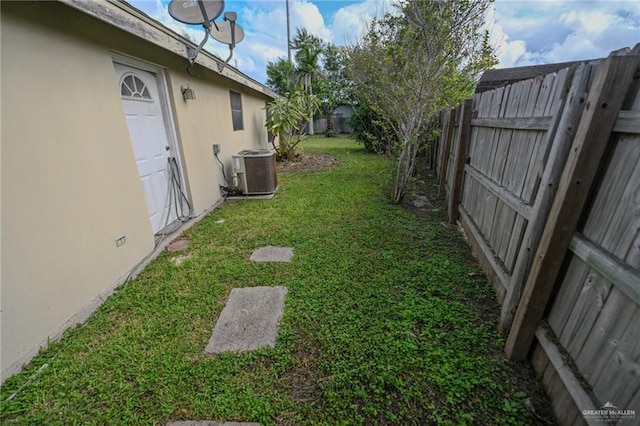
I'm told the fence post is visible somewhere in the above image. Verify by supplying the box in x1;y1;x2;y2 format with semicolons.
448;99;472;224
429;127;438;171
437;108;455;197
504;49;640;360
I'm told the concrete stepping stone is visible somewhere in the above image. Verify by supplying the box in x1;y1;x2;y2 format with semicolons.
249;246;294;262
205;286;287;354
167;239;189;252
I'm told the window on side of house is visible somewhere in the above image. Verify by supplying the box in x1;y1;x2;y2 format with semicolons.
229;91;244;131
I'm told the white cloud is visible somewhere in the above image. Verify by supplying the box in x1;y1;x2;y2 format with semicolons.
292;0;332;41
490;0;640;68
127;0;397;83
128;0;639;83
231;0;392;82
240;6;287;40
330;0;393;46
232;0;330;82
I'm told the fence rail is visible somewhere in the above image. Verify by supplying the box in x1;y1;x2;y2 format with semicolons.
434;44;640;425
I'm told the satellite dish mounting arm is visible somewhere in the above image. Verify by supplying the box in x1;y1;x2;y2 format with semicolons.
217;12;237;72
186;0;214;66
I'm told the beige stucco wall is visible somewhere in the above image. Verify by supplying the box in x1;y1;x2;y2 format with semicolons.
167;70;270;214
1;5;156;377
1;2;273;379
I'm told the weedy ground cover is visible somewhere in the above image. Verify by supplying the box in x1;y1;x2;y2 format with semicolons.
0;137;552;425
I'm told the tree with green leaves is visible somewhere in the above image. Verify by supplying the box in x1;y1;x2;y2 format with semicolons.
349;0;497;204
266;58;296;96
290;28;324;60
290;28;324;135
265;28;357;139
316;44;355;135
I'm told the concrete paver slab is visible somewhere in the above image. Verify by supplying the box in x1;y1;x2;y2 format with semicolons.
226;192;276;201
249;246;294;262
205;286;288;354
167;239;189;252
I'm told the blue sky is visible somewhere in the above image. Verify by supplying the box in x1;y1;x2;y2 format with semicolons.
128;0;640;84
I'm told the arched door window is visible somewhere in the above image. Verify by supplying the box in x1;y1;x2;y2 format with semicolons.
120;73;152;100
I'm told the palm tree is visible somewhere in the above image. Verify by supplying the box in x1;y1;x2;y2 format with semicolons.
293;44;321;134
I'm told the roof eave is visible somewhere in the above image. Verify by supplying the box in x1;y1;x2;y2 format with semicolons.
57;0;279;99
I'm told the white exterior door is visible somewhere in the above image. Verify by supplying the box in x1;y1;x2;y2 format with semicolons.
114;63;177;234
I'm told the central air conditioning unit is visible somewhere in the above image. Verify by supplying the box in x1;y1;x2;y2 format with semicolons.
232;149;278;195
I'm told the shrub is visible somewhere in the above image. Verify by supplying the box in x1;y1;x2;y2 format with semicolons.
350;105;398;155
266;90;321;160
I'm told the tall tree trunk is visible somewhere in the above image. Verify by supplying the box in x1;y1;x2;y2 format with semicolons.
307;75;315;135
327;113;333;133
392;138;419;204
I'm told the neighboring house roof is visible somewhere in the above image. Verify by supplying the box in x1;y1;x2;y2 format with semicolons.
59;0;278;99
475;60;590;93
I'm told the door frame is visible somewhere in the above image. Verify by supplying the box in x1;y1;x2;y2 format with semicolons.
111;53;191;231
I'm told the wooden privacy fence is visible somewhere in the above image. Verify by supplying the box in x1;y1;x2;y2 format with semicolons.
435;45;640;425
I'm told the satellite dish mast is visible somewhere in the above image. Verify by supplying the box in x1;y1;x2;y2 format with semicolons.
168;0;244;73
210;12;245;72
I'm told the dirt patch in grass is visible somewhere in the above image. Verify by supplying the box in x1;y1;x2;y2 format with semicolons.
276;152;340;173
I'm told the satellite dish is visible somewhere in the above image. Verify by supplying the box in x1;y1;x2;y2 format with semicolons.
210;21;245;45
168;0;225;25
168;0;244;73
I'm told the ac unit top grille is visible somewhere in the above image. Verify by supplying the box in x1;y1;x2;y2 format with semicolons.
237;149;273;157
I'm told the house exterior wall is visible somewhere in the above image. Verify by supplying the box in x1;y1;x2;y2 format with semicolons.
167;71;270;214
1;1;273;380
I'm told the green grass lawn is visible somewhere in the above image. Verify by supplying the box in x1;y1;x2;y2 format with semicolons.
1;137;549;425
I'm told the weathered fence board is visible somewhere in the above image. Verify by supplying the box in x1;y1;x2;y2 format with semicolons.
532;342;586;426
455;67;573;300
536;326;598;426
444;106;462;199
470;115;552;130
437;108;454;196
544;73;640;414
505;48;639;358
570;234;640;305
614;110;640;133
500;66;580;331
491;82;528;269
435;44;640;425
463;165;533;220
575;293;640;408
447;100;472;223
558;264;610;357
